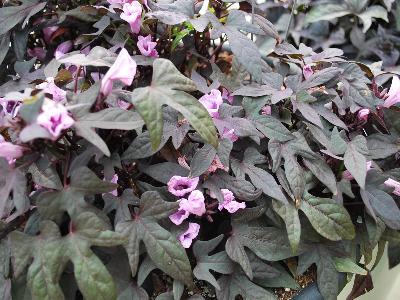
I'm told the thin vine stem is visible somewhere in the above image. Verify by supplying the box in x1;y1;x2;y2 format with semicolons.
284;0;298;42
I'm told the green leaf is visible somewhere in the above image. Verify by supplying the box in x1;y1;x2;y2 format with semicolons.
193;235;235;290
116;192;192;285
333;257;367;275
225;235;253;279
0;162;28;219
232;223;294;261
0;33;10;66
300;193;355;241
217;272;275;300
132;59;217;150
304;4;351;24
284;155;306;201
207;12;264;82
204;172;262;201
28;163;63;191
297;246;339;300
74;109;144;156
231;148;287;203
344;135;369;189
272;200;301;253
303;155;337;195
0;0;47;36
190;144;217;177
357;5;388;32
37;167;116;222
9;212;124;300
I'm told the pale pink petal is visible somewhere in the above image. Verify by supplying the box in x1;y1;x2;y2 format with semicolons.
222;128;238;142
169;207;190;225
342;161;373;180
207;155;228;173
384;178;400;196
36;100;74;139
110;174;119;196
167;176;199;197
137;35;158;57
0;137;25;164
43;26;59;43
303;65;314;80
182;190;206;216
100;48;137;96
357;108;370;121
215;189;246;213
261;105;272;115
179;222;200;248
36;77;66;102
120;2;142;34
199;89;223;118
55;40;73;59
27;47;47;60
222;88;234;104
223;201;246;213
383;76;400;108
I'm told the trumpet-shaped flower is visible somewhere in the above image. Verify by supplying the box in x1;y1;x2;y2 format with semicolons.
357;108;370;122
303;65;314;80
167;175;199;197
199;89;223;118
179;223;200;248
384;178;400;196
120;2;142;34
55;40;73;59
36;100;74;139
0;136;25;164
100;48;137;96
383;76;400;108
169;190;206;225
216;189;246;213
137;35;158;57
36;77;66;102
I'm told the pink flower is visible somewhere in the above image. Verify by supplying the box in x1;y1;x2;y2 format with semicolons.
117;99;131;110
384;178;400;196
120;2;142;34
222;88;234;104
181;190;206;216
179;222;200;248
0;98;21;118
222;128;238;142
137;35;158;57
42;26;59;43
207;155;228;173
303;65;314;80
383;76;400;108
199;89;223;118
100;48;137;96
55;40;73;59
169;190;206;225
108;0;132;4
36;100;75;139
357;108;370;122
261;105;272;115
36;77;67;102
110;174;119;196
342;161;372;180
216;189;246;213
0;136;25;164
169;208;190;225
167;176;199;197
27;47;47;60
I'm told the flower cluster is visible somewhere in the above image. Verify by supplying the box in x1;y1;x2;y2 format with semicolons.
168;176;245;248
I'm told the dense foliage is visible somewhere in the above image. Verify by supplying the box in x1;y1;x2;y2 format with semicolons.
0;0;400;299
